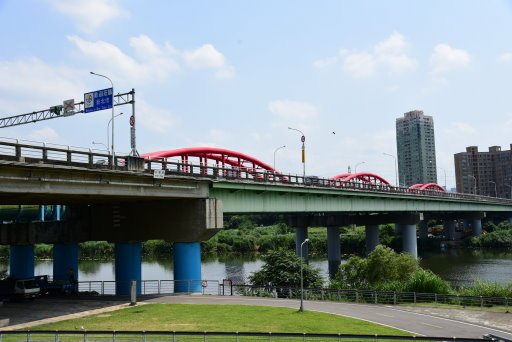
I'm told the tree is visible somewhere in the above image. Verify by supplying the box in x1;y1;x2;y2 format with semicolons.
249;249;323;288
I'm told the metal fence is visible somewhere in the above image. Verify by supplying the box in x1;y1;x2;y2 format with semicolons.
225;285;511;309
0;137;509;204
0;330;494;342
77;280;220;296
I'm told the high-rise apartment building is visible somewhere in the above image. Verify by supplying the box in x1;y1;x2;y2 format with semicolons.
396;110;437;187
454;145;512;198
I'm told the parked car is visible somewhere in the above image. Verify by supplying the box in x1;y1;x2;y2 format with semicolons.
0;277;40;301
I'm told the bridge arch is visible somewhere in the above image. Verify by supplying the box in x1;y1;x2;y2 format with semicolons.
409;183;445;191
330;172;392;187
143;147;284;180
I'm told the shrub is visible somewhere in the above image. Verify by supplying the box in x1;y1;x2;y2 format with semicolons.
403;269;452;294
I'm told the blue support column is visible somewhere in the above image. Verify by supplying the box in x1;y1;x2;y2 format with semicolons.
365;225;380;255
327;226;340;279
471;219;482;236
9;245;34;279
394;223;402;235
115;242;142;295
173;242;202;293
53;244;79;282
295;226;309;261
402;224;418;258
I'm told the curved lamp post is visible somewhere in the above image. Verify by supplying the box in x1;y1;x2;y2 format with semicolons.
107;112;124;153
273;145;286;171
489;180;497;197
354;161;365;173
299;238;309;312
90;71;115;167
288;127;306;181
383;153;398;187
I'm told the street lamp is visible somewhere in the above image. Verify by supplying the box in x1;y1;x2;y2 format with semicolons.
468;175;477;195
90;71;115;167
489;181;497;197
383;153;398;187
107;112;124;153
438;166;447;189
505;184;512;200
273;145;286;171
92;141;109;152
299;238;309;312
354;161;365;173
288;127;306;181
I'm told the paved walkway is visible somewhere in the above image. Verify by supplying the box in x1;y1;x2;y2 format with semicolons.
1;295;511;339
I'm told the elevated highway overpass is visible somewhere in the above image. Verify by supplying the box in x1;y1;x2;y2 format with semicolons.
0;139;511;293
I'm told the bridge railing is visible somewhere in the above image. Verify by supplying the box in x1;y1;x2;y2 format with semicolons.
0;330;490;342
1;137;511;204
224;284;511;310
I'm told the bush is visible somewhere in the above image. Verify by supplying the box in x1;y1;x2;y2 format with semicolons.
402;269;452;294
79;241;114;259
459;280;512;298
249;249;323;288
34;244;53;258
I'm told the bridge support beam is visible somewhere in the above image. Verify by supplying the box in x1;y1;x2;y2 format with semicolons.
295;227;309;261
115;242;142;295
173;242;202;293
418;221;429;239
444;220;456;241
365;225;380;255
9;245;34;279
327;226;340;279
402;224;417;258
472;219;482;236
53;244;79;282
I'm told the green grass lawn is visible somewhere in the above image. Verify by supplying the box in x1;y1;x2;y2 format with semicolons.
30;304;410;335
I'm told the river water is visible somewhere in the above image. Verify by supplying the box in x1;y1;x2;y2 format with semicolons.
3;249;510;287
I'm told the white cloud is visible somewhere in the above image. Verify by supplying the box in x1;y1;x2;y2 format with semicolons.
444;122;476;137
68;35;180;84
47;0;127;33
28;127;59;142
268;100;319;121
313;56;338;69
318;32;417;78
68;36;233;82
183;44;235;79
430;44;471;74
0;58;85;114
498;52;512;62
136;99;174;134
342;52;376;78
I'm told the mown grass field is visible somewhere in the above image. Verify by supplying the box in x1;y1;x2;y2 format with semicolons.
30;304;410;335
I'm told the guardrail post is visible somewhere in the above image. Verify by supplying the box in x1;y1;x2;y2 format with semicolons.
355;290;359;303
66;147;72;163
374;291;377;304
413;292;416;304
321;290;324;301
42;144;48;161
480;296;484;308
393;292;397;305
83;332;87;342
434;293;437;303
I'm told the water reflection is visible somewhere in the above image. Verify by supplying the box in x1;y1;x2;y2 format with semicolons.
1;250;511;287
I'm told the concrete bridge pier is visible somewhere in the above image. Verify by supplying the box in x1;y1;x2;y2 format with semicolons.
9;245;34;279
365;225;379;255
418;221;429;239
327;226;340;279
294;226;309;261
444;220;456;241
53;244;78;282
472;218;482;236
394;223;402;235
115;242;142;295
401;224;418;258
173;242;202;293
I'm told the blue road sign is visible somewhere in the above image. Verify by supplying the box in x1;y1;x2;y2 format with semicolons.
84;88;113;113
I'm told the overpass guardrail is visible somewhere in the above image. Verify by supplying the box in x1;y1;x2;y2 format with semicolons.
0;137;511;204
0;330;493;341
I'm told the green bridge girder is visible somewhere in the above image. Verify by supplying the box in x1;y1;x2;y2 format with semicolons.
210;181;512;214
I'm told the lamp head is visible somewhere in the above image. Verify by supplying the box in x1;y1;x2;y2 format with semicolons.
304;238;309;243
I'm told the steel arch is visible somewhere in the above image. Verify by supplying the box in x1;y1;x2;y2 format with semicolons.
409;183;445;191
330;172;392;187
142;147;284;180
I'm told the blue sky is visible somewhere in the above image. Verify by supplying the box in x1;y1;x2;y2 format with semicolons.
1;0;512;189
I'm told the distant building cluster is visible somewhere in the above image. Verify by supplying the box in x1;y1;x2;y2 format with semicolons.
454;145;512;198
394;109;511;198
396;110;437;187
